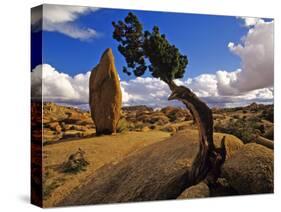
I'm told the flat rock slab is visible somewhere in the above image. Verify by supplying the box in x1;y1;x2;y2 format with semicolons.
57;130;243;206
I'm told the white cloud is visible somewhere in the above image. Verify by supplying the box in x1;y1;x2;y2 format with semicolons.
121;76;273;108
31;64;90;104
185;74;218;97
43;21;99;40
216;69;241;95
217;18;274;95
239;17;264;27
32;4;99;40
121;77;172;107
31;17;274;108
31;64;273;108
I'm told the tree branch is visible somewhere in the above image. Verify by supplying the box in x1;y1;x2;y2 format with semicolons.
167;80;226;186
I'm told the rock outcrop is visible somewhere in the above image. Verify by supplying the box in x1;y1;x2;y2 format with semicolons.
222;143;273;194
57;130;244;206
213;133;244;160
177;182;210;199
42;102;95;143
89;48;122;135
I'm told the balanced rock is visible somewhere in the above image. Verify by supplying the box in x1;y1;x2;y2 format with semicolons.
89;48;122;135
222;143;273;194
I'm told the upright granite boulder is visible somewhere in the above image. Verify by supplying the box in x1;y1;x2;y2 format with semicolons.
89;48;122;135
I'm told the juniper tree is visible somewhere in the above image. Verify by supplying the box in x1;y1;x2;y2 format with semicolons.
112;12;226;187
112;12;188;87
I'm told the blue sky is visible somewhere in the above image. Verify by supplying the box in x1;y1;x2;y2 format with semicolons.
31;5;274;108
40;8;248;80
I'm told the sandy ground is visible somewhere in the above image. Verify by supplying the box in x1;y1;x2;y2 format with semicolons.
43;130;170;207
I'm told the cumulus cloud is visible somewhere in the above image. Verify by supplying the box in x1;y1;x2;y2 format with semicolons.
32;4;99;40
122;76;273;108
31;64;91;104
221;18;274;94
31;64;273;108
121;77;172;107
31;17;274;108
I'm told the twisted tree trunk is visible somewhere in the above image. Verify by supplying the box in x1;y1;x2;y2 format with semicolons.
167;80;226;186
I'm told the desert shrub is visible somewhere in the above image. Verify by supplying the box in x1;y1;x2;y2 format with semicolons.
126;122;135;131
248;116;261;123
214;118;263;143
149;125;157;130
135;121;145;131
258;124;265;134
61;148;89;174
260;109;274;123
117;118;129;133
166;113;177;122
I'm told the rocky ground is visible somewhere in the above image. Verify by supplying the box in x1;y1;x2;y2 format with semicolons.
37;102;274;207
42;102;273;144
213;102;274;142
56;129;273;207
41;102;193;144
42;129;170;207
42;102;95;143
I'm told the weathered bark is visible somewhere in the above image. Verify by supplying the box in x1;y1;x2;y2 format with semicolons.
167;80;226;186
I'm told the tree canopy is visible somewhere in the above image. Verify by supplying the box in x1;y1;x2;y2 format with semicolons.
112;12;188;84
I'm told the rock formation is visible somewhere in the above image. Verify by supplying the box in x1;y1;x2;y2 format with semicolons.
42;102;95;143
177;182;210;199
222;143;273;194
56;130;243;206
89;48;122;135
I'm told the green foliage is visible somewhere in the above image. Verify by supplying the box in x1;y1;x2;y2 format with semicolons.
112;12;188;83
117;118;129;133
134;121;145;131
260;108;274;122
214;118;262;143
61;149;89;174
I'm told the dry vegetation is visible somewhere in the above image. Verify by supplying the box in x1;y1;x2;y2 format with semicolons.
213;103;273;142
